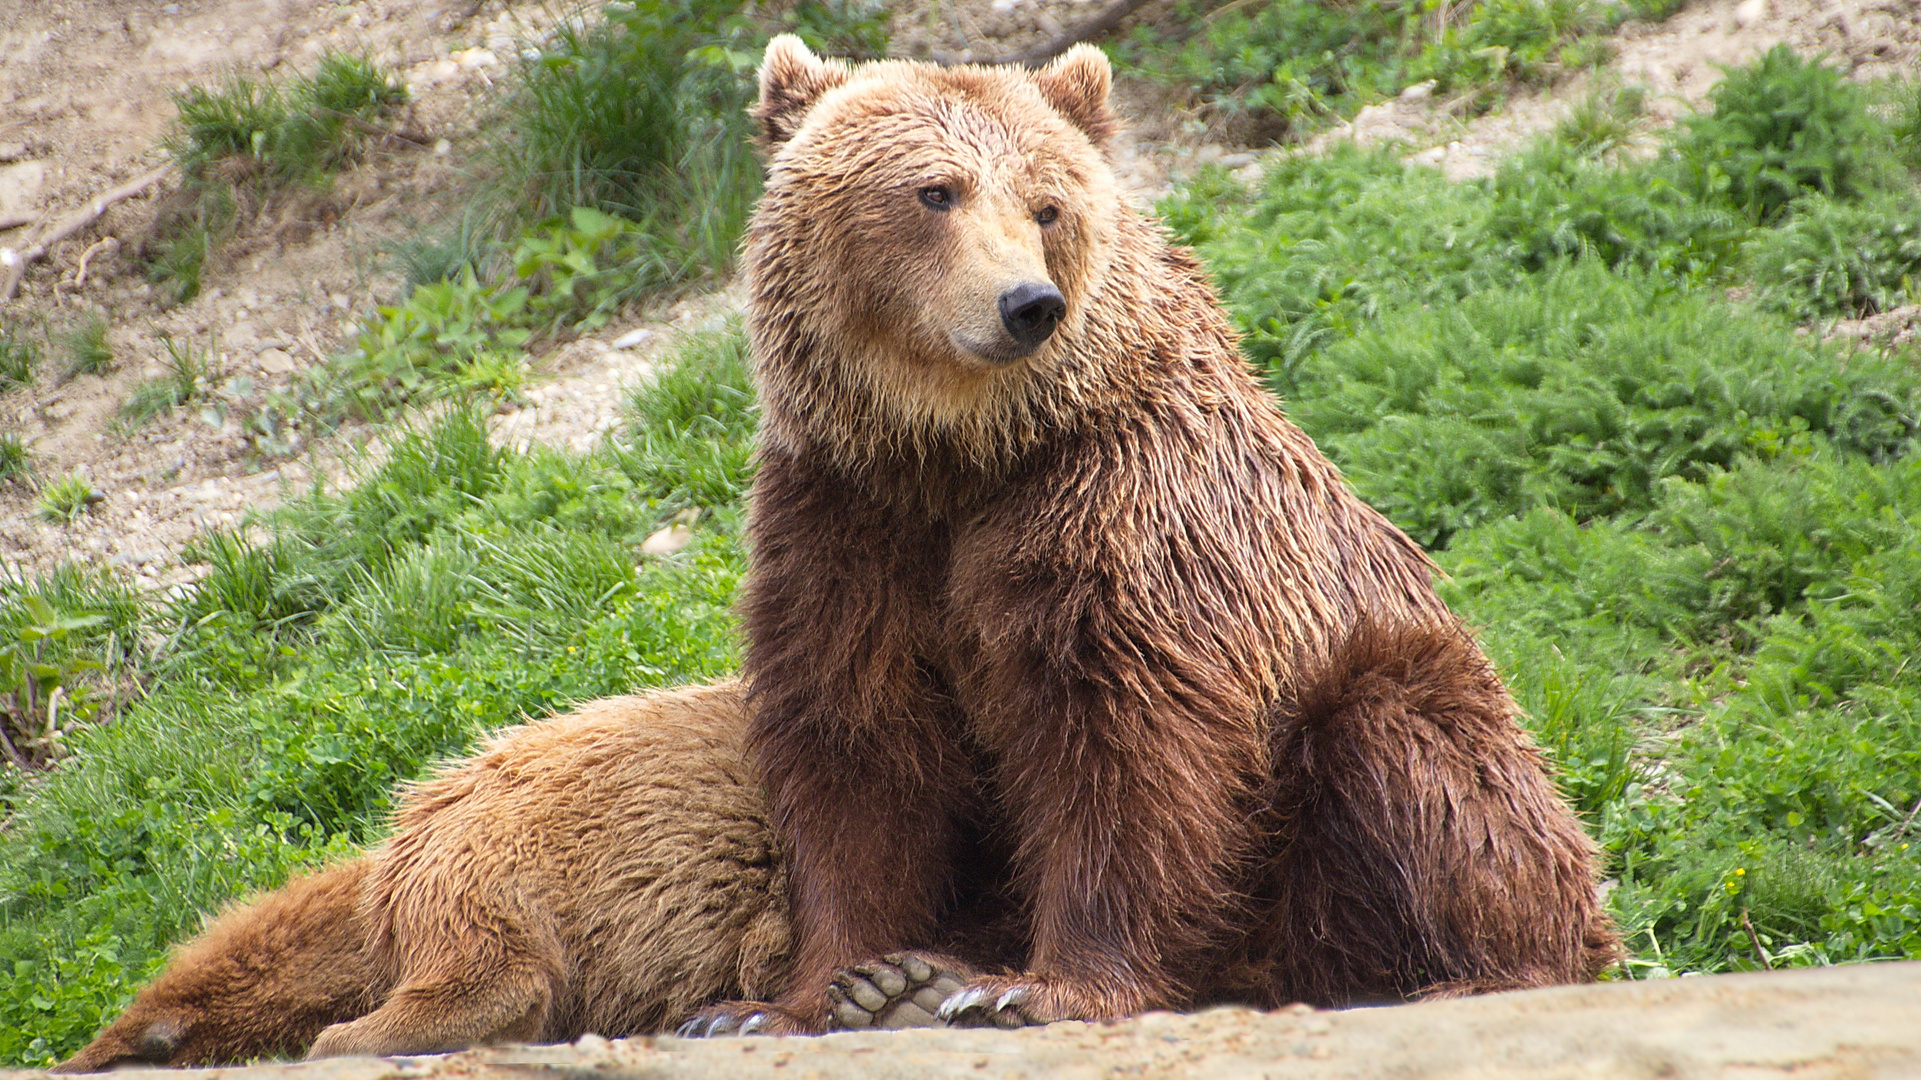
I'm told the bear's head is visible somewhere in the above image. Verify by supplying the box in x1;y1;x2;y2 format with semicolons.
746;36;1130;467
52;1004;197;1073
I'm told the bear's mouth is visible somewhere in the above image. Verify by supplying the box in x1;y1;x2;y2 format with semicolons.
952;333;1036;366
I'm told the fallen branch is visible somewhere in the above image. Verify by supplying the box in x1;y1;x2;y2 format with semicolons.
935;0;1155;67
1;163;173;302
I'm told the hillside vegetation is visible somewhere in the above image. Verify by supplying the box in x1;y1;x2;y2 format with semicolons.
2;7;1919;1067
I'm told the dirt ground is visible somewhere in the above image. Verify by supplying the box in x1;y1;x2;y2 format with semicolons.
2;0;1918;592
12;961;1921;1080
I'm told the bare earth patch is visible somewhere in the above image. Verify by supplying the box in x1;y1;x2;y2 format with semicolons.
3;0;1918;592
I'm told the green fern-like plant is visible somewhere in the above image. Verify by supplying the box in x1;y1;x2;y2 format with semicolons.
1673;46;1892;223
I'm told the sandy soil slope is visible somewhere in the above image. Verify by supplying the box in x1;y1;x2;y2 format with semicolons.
1;0;1916;591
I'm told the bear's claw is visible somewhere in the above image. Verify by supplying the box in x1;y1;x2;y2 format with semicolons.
937;977;1060;1029
676;1003;806;1038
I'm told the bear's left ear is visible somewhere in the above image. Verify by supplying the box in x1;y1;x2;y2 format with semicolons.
1032;45;1118;148
753;34;852;149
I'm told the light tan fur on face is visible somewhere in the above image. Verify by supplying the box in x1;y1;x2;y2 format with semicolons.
746;37;1126;471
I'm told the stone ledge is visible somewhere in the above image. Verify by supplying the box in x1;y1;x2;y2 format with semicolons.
29;962;1921;1080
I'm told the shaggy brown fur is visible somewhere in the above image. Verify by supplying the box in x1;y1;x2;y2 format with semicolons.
55;682;793;1072
684;37;1619;1035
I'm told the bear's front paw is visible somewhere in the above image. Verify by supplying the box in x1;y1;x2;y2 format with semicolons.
937;974;1120;1029
675;1001;813;1038
826;951;977;1031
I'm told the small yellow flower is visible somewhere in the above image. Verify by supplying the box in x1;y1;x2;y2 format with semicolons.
1734;867;1746;876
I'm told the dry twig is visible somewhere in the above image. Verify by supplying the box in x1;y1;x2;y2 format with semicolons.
935;0;1156;67
1;163;173;302
1741;907;1774;970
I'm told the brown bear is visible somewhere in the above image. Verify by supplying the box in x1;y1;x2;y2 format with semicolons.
680;37;1620;1037
54;682;794;1072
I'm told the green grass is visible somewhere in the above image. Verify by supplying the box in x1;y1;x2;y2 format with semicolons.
1110;0;1629;140
460;0;841;303
34;474;101;525
167;53;405;188
1553;82;1648;157
268;5;875;444
1746;189;1921;319
120;332;211;427
0;434;29;485
1671;46;1899;225
141;53;405;307
0;319;37;392
141;184;235;307
0;334;753;1066
58;317;113;381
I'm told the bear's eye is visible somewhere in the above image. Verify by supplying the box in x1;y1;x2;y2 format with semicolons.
919;186;953;210
1035;206;1059;225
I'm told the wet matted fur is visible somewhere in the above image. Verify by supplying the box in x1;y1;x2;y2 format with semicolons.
684;36;1619;1035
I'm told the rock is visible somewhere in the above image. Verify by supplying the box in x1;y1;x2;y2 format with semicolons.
639;523;694;556
1733;0;1768;28
610;328;654;350
639;510;701;557
1399;79;1437;102
255;348;294;375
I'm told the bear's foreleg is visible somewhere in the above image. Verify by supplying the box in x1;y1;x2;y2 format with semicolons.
942;664;1269;1028
679;697;976;1036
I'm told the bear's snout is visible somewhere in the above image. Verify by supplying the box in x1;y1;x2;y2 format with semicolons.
998;282;1066;355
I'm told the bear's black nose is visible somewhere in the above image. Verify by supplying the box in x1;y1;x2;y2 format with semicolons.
999;282;1066;353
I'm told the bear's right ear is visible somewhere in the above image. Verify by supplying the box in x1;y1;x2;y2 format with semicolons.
753;35;851;149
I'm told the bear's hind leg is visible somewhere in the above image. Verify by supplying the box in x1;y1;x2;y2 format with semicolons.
306;967;554;1059
1249;619;1620;1008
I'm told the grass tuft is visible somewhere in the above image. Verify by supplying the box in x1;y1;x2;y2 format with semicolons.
479;2;762;290
1553;82;1647;157
141;52;405;307
0;319;38;392
121;332;212;427
0;434;30;486
59;316;114;381
166;52;406;188
34;474;101;525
